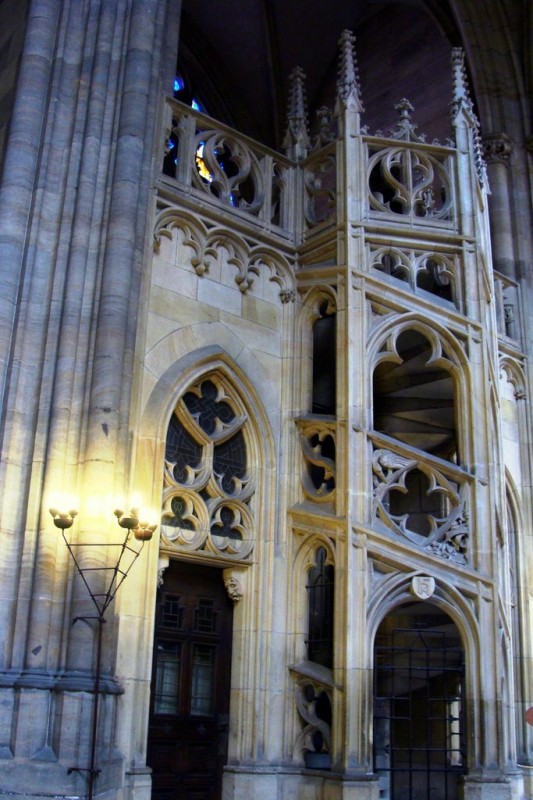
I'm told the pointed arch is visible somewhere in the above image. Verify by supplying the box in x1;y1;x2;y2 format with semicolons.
371;587;469;796
133;344;277;602
367;571;479;657
288;532;337;667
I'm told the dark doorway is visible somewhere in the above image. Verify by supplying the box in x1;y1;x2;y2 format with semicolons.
147;560;233;800
373;602;466;799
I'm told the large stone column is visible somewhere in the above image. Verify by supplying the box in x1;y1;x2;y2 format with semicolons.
0;1;179;797
482;133;514;278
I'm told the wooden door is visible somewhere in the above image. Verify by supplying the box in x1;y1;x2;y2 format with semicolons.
147;561;233;800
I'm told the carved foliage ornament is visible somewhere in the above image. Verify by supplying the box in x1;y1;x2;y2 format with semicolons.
161;378;255;561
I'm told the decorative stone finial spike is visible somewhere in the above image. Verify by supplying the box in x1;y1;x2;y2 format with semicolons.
336;29;363;114
450;48;488;186
395;98;414;121
451;47;471;116
283;66;310;160
389;98;426;142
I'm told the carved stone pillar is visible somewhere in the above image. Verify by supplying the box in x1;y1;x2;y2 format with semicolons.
0;2;179;798
483;133;514;277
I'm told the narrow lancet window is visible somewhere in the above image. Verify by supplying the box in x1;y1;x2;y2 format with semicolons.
312;302;336;415
306;547;334;668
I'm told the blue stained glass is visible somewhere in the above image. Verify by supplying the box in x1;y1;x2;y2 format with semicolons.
174;75;185;92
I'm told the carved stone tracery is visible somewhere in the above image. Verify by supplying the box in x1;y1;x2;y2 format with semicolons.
304;149;337;227
370;245;457;303
296;420;336;502
161;377;255;561
153;208;295;297
368;143;453;220
372;446;468;564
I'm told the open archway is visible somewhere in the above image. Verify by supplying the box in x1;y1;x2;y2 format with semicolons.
373;601;466;799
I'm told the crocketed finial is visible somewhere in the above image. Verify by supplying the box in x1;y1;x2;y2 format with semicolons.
450;48;487;186
336;30;363;114
451;47;472;117
283;66;310;161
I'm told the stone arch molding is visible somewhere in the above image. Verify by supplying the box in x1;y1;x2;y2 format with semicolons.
286;531;338;668
299;285;337;322
367;570;480;677
368;312;469;378
367;570;487;776
138;346;275;570
499;355;527;401
153;208;295;297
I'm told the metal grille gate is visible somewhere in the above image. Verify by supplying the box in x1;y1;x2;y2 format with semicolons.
373;627;466;800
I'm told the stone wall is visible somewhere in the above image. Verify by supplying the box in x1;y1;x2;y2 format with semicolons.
0;0;29;172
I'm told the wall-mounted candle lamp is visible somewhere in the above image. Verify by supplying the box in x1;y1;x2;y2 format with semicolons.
49;503;157;800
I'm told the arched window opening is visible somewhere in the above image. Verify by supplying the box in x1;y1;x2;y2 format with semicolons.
373;329;457;462
502;494;523;761
374;602;466;800
312;301;336;415
306;547;334;668
161;376;255;561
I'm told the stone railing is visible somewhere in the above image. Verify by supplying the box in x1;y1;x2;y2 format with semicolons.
369;430;471;565
162;98;296;236
364;135;456;228
161;99;461;239
295;418;336;504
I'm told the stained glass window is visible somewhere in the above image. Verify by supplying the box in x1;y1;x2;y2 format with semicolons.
183;380;235;435
161;375;254;560
166;414;202;482
173;71;204;113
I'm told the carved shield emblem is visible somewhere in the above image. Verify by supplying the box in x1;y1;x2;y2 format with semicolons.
410;576;435;600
